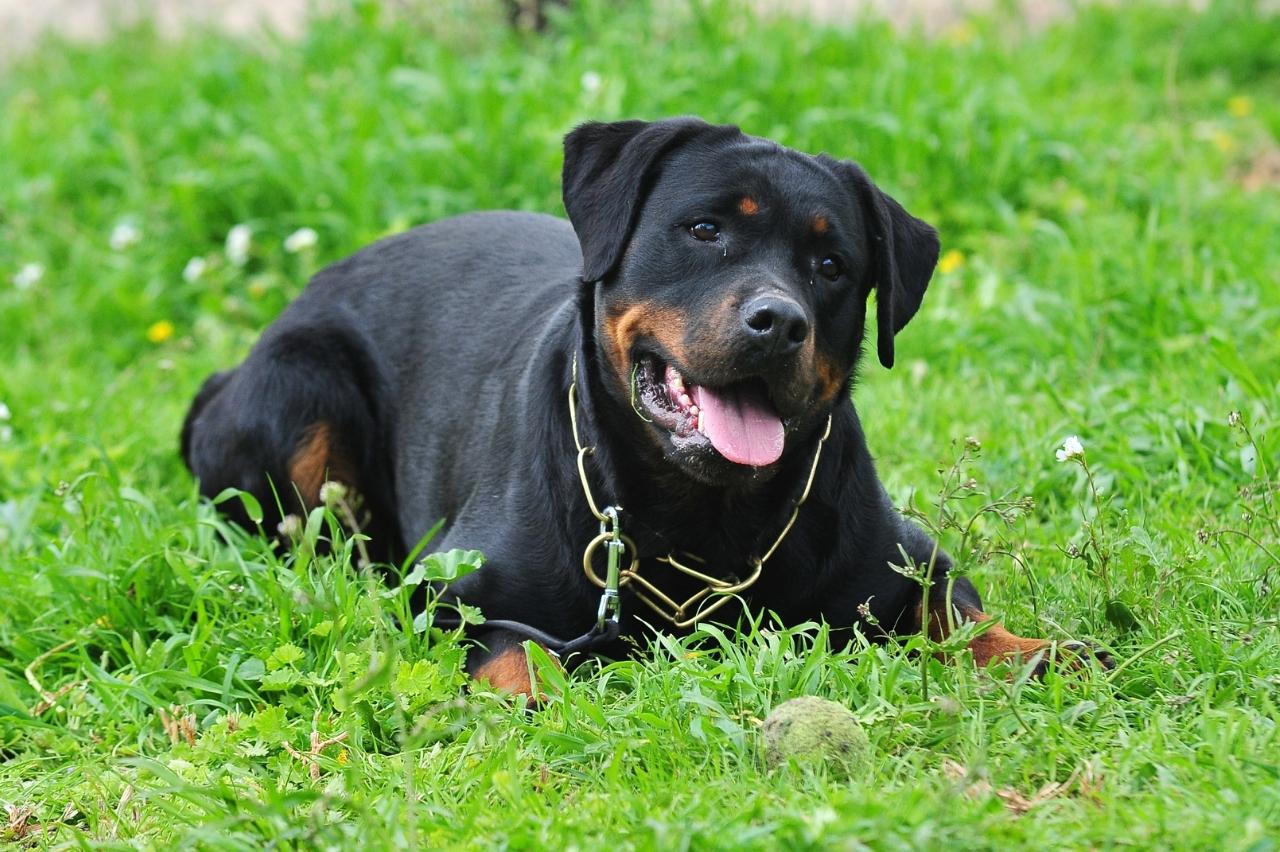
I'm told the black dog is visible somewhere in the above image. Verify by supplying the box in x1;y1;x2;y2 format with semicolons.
183;117;1094;694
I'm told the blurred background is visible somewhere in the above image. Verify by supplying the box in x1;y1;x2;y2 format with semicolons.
0;0;1091;51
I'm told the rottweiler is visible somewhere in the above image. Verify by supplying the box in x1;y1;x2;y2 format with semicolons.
182;117;1104;695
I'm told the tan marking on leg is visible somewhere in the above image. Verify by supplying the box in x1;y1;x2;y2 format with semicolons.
923;601;1050;668
288;422;333;506
470;643;562;700
471;645;535;696
739;196;759;216
964;613;1052;667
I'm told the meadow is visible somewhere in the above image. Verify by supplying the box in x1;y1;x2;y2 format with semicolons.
1;0;1278;847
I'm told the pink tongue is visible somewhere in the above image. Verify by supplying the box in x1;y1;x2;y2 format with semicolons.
691;383;785;467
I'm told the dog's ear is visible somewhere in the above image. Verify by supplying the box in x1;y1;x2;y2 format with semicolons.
844;164;940;369
563;117;735;283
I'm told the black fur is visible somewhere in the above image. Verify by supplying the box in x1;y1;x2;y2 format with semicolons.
183;117;1081;680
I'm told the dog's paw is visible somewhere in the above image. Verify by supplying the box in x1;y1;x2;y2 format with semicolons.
1028;640;1115;678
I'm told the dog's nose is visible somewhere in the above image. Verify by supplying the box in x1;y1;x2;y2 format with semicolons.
741;295;809;356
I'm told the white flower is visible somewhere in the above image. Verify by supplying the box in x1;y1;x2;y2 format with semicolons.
182;256;207;283
0;402;10;420
225;224;252;267
110;221;141;251
319;480;347;506
12;262;44;290
1055;435;1085;462
580;70;602;94
283;227;319;253
277;514;302;538
1227;410;1242;428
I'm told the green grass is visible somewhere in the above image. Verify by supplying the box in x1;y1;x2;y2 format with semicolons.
2;0;1279;846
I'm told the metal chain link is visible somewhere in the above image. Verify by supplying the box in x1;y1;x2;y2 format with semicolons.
570;355;832;628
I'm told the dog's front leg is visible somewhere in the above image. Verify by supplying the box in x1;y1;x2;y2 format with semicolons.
905;573;1111;673
915;575;1057;670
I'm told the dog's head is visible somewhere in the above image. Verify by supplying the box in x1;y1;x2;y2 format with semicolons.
564;117;939;485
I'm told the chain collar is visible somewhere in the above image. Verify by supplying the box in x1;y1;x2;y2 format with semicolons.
569;355;833;629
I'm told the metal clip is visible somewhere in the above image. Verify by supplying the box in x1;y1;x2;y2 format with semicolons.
595;506;625;629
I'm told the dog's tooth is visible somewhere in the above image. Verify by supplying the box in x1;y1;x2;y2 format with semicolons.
679;393;692;408
697;410;705;432
689;404;699;417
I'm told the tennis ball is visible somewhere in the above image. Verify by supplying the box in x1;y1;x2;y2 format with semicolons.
762;696;870;776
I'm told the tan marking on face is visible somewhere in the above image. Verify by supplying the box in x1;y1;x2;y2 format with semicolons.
709;294;742;336
812;214;829;235
603;303;688;384
813;353;846;401
673;295;747;375
288;422;334;505
790;331;842;403
738;196;759;216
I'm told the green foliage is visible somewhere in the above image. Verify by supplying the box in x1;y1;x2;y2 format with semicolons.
1;0;1278;846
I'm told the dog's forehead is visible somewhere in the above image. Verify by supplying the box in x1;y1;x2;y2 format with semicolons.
651;139;853;223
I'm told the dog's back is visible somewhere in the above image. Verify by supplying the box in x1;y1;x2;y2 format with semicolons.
181;211;583;556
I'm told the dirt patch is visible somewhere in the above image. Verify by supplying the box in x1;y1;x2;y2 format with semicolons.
1237;146;1280;192
0;0;1078;60
0;0;307;59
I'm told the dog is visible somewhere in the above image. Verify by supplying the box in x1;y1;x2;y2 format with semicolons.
182;117;1104;695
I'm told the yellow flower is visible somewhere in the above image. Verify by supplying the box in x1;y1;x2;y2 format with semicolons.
146;320;175;343
943;21;976;46
1211;129;1237;153
337;748;348;765
1227;95;1253;118
938;249;965;275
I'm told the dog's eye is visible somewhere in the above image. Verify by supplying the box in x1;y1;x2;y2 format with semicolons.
818;256;843;280
689;222;720;242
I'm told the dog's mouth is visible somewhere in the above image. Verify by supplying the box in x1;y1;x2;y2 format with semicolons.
631;356;786;467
